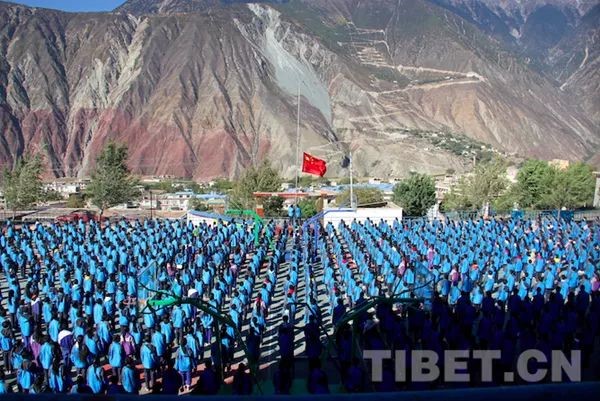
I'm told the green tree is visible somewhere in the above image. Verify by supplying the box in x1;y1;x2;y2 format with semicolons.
184;181;205;194
444;158;508;211
42;189;64;202
230;161;282;210
212;178;234;192
336;187;383;207
263;196;285;217
393;173;436;216
441;181;474;212
86;142;139;219
513;160;555;209
157;180;175;192
467;158;509;209
1;154;44;213
298;176;322;188
492;188;517;211
66;194;85;208
144;180;175;192
543;162;595;210
298;198;318;218
189;198;210;212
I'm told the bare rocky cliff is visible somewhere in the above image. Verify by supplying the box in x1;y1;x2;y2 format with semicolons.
0;0;598;180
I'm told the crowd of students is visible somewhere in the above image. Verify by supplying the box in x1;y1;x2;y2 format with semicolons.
0;215;598;395
315;217;599;390
0;218;281;395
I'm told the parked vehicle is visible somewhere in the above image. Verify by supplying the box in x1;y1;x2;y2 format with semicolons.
55;210;97;223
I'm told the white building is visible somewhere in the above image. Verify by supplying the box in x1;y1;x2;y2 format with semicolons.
435;183;452;201
434;174;460;201
159;191;197;211
323;207;403;226
44;179;87;198
140;176;162;184
158;191;228;212
140;199;160;210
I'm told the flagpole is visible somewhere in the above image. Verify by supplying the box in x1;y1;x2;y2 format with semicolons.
349;150;354;209
294;82;301;205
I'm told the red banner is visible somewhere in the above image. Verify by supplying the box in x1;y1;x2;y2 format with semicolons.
301;152;327;177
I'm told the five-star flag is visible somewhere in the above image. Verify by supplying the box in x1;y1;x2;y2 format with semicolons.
302;152;327;177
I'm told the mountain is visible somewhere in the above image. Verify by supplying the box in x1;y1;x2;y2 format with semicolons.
0;0;598;180
548;4;600;123
115;0;291;14
430;0;599;120
430;0;595;46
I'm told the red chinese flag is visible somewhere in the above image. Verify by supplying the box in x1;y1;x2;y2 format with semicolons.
302;152;327;177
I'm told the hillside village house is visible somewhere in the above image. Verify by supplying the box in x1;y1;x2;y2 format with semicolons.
549;159;570;170
44;178;89;198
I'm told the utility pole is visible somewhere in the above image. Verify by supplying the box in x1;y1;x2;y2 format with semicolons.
295;83;301;206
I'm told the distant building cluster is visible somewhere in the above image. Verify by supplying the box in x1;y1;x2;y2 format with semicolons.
43;178;89;198
11;159;591;221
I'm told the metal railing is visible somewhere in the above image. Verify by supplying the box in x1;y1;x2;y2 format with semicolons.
437;209;600;222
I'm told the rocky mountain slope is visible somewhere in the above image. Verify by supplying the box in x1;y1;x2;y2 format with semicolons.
0;0;598;180
548;4;599;123
431;0;599;120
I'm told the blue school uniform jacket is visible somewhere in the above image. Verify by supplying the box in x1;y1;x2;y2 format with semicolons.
175;346;193;372
18;369;34;390
71;344;88;369
86;365;104;394
140;343;157;369
121;365;138;394
151;331;166;357
108;342;125;368
39;342;54;370
49;366;67;393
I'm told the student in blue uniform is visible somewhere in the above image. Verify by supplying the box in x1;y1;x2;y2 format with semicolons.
0;320;14;374
70;335;89;377
86;357;105;394
48;359;68;393
140;336;158;391
17;360;35;393
175;337;193;392
108;334;125;381
121;357;140;394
